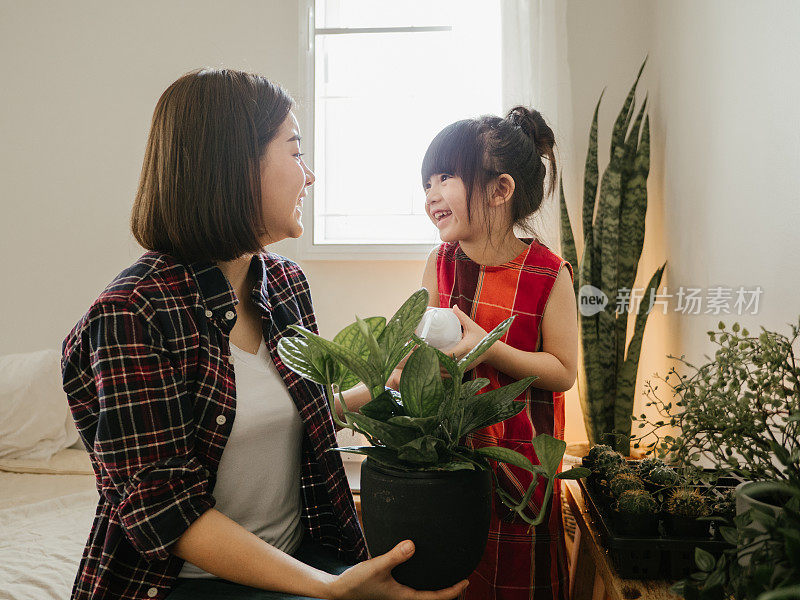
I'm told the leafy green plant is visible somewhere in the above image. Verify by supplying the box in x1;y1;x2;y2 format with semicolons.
560;57;665;455
277;288;589;526
631;317;800;598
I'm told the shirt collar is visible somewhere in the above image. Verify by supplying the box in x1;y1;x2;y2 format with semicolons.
188;254;273;327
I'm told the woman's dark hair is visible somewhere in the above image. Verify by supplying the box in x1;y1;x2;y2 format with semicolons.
421;106;557;234
131;68;293;262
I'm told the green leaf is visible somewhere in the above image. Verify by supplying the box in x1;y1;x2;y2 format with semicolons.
559;178;579;299
583;90;603;249
276;336;334;386
459;376;535;435
694;546;715;572
458;316;515;370
399;345;444;418
347;413;419;449
461;378;490;398
290;325;381;391
397;435;441;464
333;317;386;390
757;585;800;600
531;434;568;478
475;446;536;473
360;388;404;420
331;446;416;471
556;466;591;480
387;415;439;435
378;289;429;369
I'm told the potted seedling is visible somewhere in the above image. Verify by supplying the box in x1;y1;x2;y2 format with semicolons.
612;489;659;537
664;488;712;538
277;289;589;590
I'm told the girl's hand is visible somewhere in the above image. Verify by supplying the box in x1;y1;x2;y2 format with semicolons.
442;305;489;371
327;540;469;600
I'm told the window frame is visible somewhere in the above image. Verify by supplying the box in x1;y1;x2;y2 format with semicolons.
295;0;438;260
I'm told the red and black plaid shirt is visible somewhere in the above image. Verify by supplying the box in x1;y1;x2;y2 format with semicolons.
62;250;367;600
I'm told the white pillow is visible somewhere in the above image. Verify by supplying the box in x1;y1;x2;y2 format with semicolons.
0;349;79;460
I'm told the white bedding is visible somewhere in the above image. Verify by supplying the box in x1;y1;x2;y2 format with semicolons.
0;451;98;600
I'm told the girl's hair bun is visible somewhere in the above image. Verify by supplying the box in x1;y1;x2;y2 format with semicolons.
506;106;555;161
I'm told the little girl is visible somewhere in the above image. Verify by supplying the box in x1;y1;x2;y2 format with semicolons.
420;107;579;600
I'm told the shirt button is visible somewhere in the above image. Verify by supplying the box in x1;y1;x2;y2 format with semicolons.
216;414;226;426
204;309;213;318
147;588;158;598
225;310;236;320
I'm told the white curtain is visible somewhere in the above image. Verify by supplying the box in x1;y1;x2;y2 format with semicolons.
501;0;574;253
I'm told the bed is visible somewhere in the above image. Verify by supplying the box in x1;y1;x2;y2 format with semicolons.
0;448;97;600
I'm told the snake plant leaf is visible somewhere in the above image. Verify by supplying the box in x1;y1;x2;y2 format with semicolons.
458;316;515;370
614;263;665;454
276;337;334;386
290;325;381;392
611;57;647;159
347;413;420;449
555;466;591;480
360;388;405;420
583;91;603;248
559;179;579;299
399;345;444;418
475;446;536;473
333;317;386;390
531;434;568;478
397;435;442;464
378;288;429;368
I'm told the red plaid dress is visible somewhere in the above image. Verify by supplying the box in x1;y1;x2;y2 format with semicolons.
436;240;572;600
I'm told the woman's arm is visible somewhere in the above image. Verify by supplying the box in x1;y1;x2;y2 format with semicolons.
172;508;468;600
446;267;578;392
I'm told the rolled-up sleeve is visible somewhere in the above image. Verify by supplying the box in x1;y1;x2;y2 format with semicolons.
87;300;215;562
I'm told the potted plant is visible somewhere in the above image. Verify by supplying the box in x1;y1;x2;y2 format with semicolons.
664;488;712;538
559;57;666;456
632;318;800;598
611;489;659;537
277;289;589;590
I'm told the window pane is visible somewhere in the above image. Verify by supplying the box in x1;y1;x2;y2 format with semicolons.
317;0;458;29
313;0;501;245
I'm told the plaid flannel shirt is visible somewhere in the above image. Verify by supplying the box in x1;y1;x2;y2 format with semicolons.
62;250;367;600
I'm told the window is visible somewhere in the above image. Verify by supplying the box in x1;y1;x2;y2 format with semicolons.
303;0;502;257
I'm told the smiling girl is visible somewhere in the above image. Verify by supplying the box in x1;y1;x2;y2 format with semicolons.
61;68;467;600
420;108;579;600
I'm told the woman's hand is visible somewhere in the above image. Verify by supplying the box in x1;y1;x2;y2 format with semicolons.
327;540;469;600
442;305;489;371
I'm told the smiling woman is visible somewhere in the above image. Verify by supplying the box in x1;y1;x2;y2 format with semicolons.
62;68;467;600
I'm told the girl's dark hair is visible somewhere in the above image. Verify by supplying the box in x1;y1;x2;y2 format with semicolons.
421;106;557;233
131;68;293;263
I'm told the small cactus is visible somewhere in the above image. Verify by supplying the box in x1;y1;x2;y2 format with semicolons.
587;444;614;463
616;489;658;515
666;488;711;517
645;465;680;487
610;472;645;498
636;457;665;478
595;450;626;476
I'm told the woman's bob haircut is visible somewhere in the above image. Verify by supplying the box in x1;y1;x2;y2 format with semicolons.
131;68;293;263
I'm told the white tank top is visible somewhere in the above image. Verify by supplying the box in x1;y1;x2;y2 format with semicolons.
179;339;304;578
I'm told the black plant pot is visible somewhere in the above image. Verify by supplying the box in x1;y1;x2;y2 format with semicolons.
609;509;660;537
663;513;711;538
360;458;492;591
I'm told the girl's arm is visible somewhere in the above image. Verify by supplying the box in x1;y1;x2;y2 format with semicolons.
448;267;578;392
172;508;468;600
420;246;440;308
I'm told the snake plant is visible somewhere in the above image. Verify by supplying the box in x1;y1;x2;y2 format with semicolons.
277;288;589;526
560;58;665;455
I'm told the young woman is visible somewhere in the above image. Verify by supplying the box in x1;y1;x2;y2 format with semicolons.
419;108;579;600
61;68;468;600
